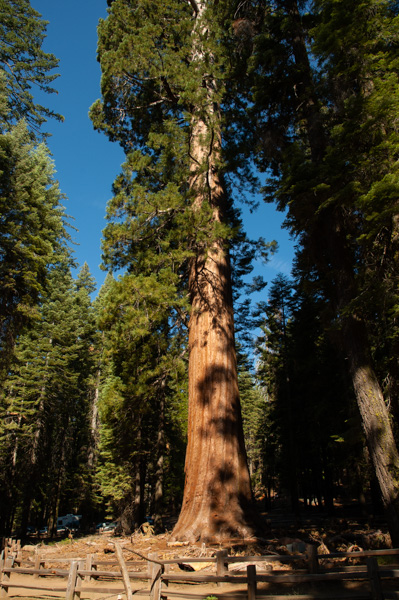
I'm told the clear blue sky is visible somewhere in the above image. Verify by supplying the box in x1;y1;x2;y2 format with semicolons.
32;0;295;295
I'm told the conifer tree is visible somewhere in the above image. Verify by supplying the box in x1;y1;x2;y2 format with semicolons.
94;273;187;532
0;119;69;380
0;2;93;533
0;261;97;534
256;275;300;512
91;0;264;540
0;0;65;378
70;263;100;522
255;273;362;512
251;0;399;542
237;349;265;495
0;0;62;134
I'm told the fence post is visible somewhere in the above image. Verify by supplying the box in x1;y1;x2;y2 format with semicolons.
216;549;228;587
15;541;21;567
163;562;170;590
115;542;133;600
84;553;93;582
33;548;42;579
14;541;20;562
65;560;79;600
306;544;319;574
149;552;162;600
247;564;257;600
75;561;84;600
0;557;13;599
367;557;383;600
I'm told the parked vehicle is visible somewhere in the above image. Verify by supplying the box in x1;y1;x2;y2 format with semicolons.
26;525;36;534
96;521;118;532
57;514;82;531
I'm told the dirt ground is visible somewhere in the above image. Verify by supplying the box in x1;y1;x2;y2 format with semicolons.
4;510;396;599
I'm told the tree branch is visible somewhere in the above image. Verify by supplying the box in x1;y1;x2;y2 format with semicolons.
187;0;199;15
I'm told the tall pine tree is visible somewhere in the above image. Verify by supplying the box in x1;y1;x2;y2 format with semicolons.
94;272;187;533
0;120;69;380
0;0;62;134
251;0;399;543
0;0;66;378
0;261;98;534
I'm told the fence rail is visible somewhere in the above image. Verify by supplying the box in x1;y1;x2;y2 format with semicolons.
1;538;399;600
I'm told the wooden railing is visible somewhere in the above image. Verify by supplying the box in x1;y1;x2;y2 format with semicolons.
1;538;399;600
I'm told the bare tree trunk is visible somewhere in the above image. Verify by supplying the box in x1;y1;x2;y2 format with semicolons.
153;390;165;533
172;0;255;542
342;314;399;546
172;231;255;541
88;369;100;469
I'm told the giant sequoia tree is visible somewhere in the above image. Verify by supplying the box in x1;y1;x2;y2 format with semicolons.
91;0;259;541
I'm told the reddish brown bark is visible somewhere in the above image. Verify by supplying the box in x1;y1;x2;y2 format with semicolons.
172;231;255;541
171;6;256;538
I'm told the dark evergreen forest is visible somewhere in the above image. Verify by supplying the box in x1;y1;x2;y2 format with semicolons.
1;0;399;544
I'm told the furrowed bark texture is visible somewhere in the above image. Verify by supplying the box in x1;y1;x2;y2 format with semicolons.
343;314;399;547
172;0;255;542
172;120;254;541
324;210;399;545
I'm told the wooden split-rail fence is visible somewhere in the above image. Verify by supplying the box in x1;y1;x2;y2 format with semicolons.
1;537;399;600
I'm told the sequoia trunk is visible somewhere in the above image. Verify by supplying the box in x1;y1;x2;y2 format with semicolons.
172;0;255;541
171;133;255;540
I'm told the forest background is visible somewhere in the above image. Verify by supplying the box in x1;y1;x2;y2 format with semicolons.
1;0;399;546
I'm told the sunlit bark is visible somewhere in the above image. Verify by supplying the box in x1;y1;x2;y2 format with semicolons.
171;0;255;542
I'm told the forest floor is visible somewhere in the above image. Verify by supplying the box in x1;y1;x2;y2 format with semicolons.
7;504;395;599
